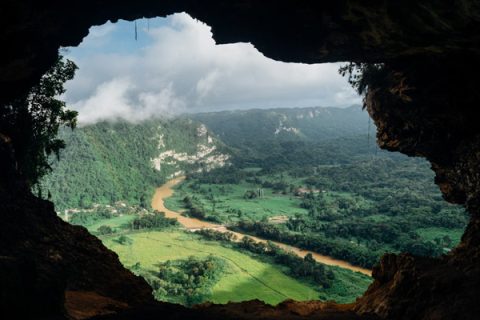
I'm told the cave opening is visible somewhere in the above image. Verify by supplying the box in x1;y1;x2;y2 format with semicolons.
1;2;479;319
31;13;468;314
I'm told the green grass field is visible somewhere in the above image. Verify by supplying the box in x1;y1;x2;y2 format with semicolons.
166;173;375;226
85;214;136;233
416;227;464;247
324;266;372;302
100;230;324;305
167;181;309;223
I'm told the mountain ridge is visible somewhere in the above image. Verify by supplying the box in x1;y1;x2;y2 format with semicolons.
42;105;383;211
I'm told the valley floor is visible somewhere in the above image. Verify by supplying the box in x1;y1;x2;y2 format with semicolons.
153;177;371;276
102;230;321;304
82;178;371;306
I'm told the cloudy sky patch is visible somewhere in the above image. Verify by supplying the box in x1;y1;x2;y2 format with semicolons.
64;13;360;124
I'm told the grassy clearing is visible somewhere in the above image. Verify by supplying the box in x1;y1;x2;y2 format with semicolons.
163;194;186;213
100;230;322;305
85;214;136;233
166;172;375;226
322;266;372;302
416;227;464;246
169;180;309;223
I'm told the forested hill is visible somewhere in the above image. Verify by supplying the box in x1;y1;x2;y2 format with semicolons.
192;105;370;144
42;105;407;212
177;107;468;265
41;118;230;211
190;105;388;168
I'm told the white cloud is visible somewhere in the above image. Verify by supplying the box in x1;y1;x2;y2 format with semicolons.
65;13;360;124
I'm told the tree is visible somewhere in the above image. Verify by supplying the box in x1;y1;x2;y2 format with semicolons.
0;56;78;186
442;235;453;248
338;62;387;97
243;190;258;199
97;225;114;235
116;235;133;245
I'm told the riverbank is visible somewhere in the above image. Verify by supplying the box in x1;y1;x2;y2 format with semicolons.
152;177;371;276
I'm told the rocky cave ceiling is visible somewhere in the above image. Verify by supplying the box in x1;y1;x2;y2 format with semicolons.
2;0;480;105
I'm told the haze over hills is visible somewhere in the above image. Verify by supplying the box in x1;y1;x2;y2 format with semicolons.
192;105;371;144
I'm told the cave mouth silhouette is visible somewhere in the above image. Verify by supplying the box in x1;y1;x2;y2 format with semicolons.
1;2;479;319
48;15;468;311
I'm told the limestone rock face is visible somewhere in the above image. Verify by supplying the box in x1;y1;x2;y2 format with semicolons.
1;1;480;319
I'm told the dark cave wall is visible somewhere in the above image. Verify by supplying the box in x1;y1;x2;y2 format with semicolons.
360;57;480;298
351;56;480;319
1;1;480;319
364;56;480;209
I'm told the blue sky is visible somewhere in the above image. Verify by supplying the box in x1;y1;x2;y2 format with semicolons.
63;13;360;124
67;18;165;57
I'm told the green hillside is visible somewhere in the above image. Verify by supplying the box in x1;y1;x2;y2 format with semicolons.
192;106;371;144
190;106;395;168
41;118;230;211
164;106;468;267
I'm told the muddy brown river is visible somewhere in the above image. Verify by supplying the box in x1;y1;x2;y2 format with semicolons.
152;177;371;276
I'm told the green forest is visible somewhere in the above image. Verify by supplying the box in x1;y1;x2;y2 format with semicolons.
43;105;468;306
167;107;468;268
41;118;229;211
